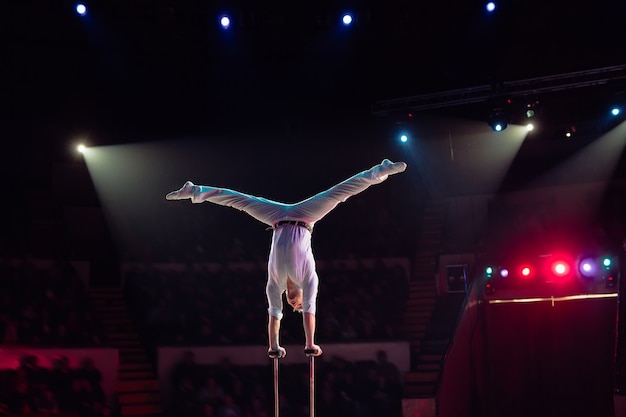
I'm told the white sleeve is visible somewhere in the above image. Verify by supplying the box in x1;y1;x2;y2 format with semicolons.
266;280;284;319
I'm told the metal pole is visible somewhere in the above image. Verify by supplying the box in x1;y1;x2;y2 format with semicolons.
269;351;280;417
304;349;316;417
309;355;314;417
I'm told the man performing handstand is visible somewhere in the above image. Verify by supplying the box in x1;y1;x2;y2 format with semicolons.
166;159;407;358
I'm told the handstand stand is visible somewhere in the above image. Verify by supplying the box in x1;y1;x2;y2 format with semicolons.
166;159;407;358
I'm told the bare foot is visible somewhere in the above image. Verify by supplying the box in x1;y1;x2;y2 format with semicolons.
166;181;196;200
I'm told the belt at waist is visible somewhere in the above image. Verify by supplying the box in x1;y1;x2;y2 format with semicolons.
274;220;312;233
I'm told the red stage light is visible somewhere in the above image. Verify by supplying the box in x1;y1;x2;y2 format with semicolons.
551;261;570;276
521;266;532;277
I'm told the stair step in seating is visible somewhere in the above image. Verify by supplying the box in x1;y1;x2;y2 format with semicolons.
108;333;140;339
405;372;440;384
403;383;436;398
120;356;150;364
121;403;164;416
404;311;432;318
416;362;442;372
120;371;157;380
120;363;153;371
417;354;443;363
119;392;162;405
118;379;160;393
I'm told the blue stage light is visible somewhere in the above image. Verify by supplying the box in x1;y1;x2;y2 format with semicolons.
220;16;231;29
75;3;87;16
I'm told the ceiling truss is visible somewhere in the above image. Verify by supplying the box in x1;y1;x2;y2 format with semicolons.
371;64;626;116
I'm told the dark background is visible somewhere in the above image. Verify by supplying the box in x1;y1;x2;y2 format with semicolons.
2;0;626;149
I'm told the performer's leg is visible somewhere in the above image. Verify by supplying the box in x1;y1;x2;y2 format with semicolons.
288;159;407;223
166;181;286;226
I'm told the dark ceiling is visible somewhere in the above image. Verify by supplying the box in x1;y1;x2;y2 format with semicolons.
1;0;626;150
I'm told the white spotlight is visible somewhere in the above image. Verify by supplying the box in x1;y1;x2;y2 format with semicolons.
400;134;408;143
220;16;231;29
486;2;496;12
77;144;86;154
342;14;353;25
526;123;534;131
611;107;621;116
75;3;87;16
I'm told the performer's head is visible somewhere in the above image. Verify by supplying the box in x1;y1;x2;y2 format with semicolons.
287;289;303;313
286;279;303;313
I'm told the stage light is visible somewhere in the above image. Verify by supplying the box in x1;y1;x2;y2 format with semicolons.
525;101;540;118
602;257;612;269
399;134;408;143
526;123;534;131
611;107;621;116
486;266;493;277
500;268;509;278
75;3;87;16
486;2;496;12
342;14;353;25
485;282;495;295
551;261;570;277
579;258;596;277
488;106;510;132
607;275;617;288
220;16;231;29
521;266;532;277
77;144;86;153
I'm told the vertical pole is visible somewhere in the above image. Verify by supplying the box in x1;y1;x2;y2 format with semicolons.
309;355;314;417
269;351;280;417
304;349;316;417
274;357;280;417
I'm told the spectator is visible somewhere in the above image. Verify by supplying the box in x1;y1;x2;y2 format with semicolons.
21;355;48;396
171;351;202;389
244;397;268;417
7;373;33;415
217;395;242;417
172;377;198;417
73;377;110;417
33;386;59;415
0;315;17;345
201;402;217;417
198;376;226;409
49;356;74;412
375;350;401;388
77;358;102;392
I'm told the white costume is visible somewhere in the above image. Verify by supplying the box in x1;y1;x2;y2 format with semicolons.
166;159;407;321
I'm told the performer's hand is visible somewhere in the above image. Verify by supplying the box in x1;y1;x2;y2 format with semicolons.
268;346;286;359
304;344;323;357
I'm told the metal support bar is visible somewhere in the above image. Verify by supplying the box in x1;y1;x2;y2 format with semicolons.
371;64;626;115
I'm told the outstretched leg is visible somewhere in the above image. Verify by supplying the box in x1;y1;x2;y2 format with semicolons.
166;181;286;226
286;159;407;224
165;159;407;226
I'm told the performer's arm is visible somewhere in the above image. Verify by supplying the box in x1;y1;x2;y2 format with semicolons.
268;315;285;357
303;313;322;356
